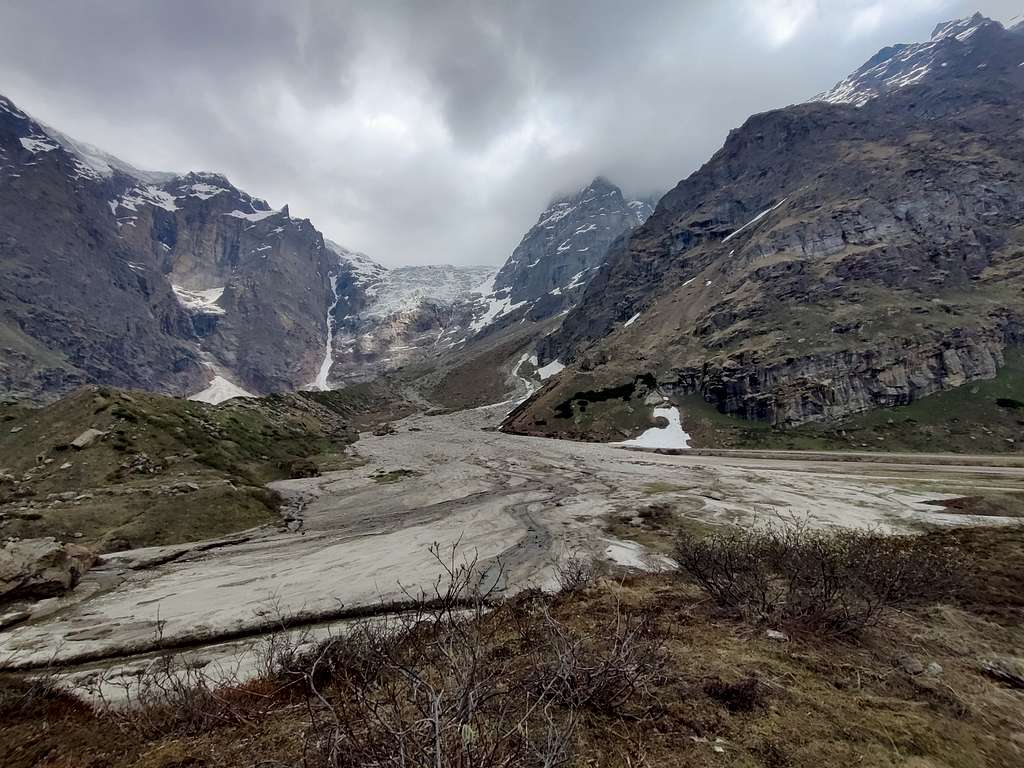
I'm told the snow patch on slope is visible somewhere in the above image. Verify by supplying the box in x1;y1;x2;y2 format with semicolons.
723;198;787;243
189;375;254;405
536;359;566;380
613;407;691;450
18;136;58;153
115;185;179;213
470;290;527;332
225;208;279;223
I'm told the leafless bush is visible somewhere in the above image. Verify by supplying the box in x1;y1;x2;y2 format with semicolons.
297;542;579;768
675;523;965;636
92;612;294;737
89;655;240;737
533;606;664;715
554;554;597;593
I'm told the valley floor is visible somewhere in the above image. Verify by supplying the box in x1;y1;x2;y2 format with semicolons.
2;398;1021;686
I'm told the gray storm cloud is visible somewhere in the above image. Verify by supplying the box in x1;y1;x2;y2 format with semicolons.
0;0;1019;265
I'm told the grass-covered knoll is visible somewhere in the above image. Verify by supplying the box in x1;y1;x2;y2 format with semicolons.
2;525;1022;767
0;384;403;551
675;348;1024;453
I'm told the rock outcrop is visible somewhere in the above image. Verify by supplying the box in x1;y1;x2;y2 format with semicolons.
0;537;95;602
0;95;205;401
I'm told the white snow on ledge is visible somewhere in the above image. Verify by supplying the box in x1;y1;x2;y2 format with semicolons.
172;285;226;315
225;208;280;223
722;198;787;243
536;359;565;380
613;406;691;449
19;136;59;153
189;376;255;405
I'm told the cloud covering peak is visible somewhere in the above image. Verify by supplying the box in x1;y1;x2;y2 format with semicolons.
0;1;1018;265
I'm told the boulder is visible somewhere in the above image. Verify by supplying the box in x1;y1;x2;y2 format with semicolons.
981;656;1024;689
0;537;96;602
70;428;107;449
899;655;925;676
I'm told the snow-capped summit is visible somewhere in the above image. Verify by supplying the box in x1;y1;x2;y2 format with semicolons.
929;12;998;42
815;12;1008;107
0;93;174;185
326;239;389;285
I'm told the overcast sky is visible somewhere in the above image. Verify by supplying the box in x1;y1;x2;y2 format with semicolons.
0;1;1019;266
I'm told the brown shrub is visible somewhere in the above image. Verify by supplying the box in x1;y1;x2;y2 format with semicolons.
675;524;965;637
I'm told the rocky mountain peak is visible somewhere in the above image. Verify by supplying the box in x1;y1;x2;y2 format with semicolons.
929;12;995;41
816;12;1012;107
480;177;655;330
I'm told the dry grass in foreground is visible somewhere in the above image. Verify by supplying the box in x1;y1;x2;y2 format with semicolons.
2;526;1023;768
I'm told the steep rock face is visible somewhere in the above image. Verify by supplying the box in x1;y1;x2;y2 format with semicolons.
653;330;1010;425
0;94;339;400
0;95;204;400
114;176;335;394
494;177;654;307
509;15;1024;438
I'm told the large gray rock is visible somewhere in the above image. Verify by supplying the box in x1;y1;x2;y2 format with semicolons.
70;428;106;449
0;537;95;602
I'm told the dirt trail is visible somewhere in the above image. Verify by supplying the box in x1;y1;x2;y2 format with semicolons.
2;401;1020;673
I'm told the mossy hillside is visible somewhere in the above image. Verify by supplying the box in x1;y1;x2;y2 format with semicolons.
0;386;368;550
